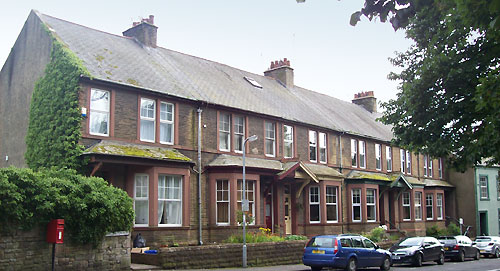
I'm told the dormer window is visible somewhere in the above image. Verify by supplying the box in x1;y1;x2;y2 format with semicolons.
244;76;262;89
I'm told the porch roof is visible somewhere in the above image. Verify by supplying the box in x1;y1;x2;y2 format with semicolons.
422;178;455;188
206;154;283;170
83;140;192;162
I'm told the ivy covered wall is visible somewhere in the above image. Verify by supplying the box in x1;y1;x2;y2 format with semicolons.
25;30;90;171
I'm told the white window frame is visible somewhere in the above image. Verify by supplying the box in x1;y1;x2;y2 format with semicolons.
309;130;318;162
352;189;362;222
351;139;358;167
438;158;443;178
428;157;433;177
375;144;382;171
234;116;245;153
366;189;377;222
415;192;422;220
426;194;434;220
437;193;443;220
424;155;428;177
283;125;294;158
400;149;406;173
159;102;174;145
134;174;149;226
219;113;231;152
480;176;489;199
386;146;392;172
326;186;338;223
158;175;182;226
319;132;327;164
406;150;412;174
140;98;156;142
265;121;276;157
402;192;411;221
216;180;230;225
309;186;320;223
237;180;255;225
359;141;366;169
89;88;110;136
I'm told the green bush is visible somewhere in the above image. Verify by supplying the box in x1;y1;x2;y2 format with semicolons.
285;235;308;241
224;231;285;243
0;167;134;246
426;225;447;237
363;226;387;242
446;223;461;236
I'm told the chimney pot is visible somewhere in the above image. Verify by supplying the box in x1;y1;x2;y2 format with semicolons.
148;15;154;24
123;15;158;47
264;58;294;88
352;91;377;113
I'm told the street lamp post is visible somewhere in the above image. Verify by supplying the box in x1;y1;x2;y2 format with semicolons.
242;135;258;268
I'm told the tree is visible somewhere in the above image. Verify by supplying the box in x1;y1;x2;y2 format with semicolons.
352;0;500;171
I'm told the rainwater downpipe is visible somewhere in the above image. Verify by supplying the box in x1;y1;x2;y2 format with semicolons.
338;132;345;233
197;107;203;245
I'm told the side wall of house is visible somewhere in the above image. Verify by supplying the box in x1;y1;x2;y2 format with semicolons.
448;167;476;236
0;11;52;168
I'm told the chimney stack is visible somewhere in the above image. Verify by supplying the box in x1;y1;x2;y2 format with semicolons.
264;58;294;88
352;91;377;113
123;15;158;48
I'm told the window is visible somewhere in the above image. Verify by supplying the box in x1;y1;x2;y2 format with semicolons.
386;146;392;172
309;131;317;162
480;176;489;200
140;98;155;142
437;194;443;220
89;89;110;136
265;122;276;157
237;180;255;224
234;116;245;153
216;180;230;225
359;141;366;168
428;157;433;177
366;189;376;222
309;186;320;223
375;144;382;171
351;139;358;167
400;149;406;173
283;125;294;158
243;76;262;88
326;186;338;222
406;151;412;174
219;113;231;151
134;174;149;225
426;194;434;220
158;175;182;225
159;102;174;144
319;132;327;163
415;192;422;220
363;239;376;249
402;192;411;220
438;158;443;178
423;155;428;177
352;189;361;222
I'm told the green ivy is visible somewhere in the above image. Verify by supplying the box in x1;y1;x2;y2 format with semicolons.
25;33;90;171
0;167;134;246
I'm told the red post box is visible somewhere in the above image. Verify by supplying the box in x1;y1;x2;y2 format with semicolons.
46;219;64;244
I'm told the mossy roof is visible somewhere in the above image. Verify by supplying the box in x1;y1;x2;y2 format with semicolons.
84;140;192;162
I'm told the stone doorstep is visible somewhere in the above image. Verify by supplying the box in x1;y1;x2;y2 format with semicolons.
130;263;162;270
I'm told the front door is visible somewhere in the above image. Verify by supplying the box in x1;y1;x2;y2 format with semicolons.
479;211;488;236
284;185;292;235
265;194;272;230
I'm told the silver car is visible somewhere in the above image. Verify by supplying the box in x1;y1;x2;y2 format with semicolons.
474;236;500;258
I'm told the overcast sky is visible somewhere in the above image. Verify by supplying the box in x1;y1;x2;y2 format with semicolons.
0;0;412;107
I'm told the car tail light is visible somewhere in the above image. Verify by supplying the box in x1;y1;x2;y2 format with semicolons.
334;238;339;254
453;245;460;250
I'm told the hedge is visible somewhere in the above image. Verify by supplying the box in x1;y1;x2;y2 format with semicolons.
0;167;134;246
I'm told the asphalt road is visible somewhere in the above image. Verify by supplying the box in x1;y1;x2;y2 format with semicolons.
180;257;500;271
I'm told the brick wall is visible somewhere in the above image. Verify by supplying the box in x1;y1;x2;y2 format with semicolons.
0;227;130;271
132;240;307;269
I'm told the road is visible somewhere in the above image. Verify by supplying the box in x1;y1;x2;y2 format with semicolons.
181;257;500;271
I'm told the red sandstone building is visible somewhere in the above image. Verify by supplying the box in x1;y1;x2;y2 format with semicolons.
0;11;454;245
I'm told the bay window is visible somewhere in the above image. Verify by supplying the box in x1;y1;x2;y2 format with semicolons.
437;193;443;220
366;189;376;222
402;192;411;221
426;194;434;220
326;186;338;222
237;180;255;224
352;189;361;222
134;174;149;225
158;175;182;226
415;192;422;220
216;180;230;225
309;186;320;223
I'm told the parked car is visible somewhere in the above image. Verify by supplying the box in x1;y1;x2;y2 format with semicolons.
390;236;445;267
302;234;392;271
474;236;500;258
437;235;480;261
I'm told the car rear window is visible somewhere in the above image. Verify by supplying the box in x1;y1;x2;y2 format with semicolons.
476;237;491;242
307;237;334;248
438;237;457;245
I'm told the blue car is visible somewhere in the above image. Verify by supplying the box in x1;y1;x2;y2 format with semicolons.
302;234;392;271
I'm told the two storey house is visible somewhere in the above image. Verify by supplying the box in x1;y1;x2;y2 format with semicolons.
0;11;454;245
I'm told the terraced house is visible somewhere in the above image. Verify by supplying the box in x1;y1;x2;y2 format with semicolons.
0;11;455;245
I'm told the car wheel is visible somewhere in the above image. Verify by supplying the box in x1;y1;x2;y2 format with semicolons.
457;250;465;262
345;257;357;271
474;249;480;260
436;252;445;265
380;256;391;271
495;248;500;258
413;253;422;267
311;267;322;271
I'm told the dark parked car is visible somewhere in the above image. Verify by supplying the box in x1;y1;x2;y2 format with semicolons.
302;234;391;271
474;236;500;258
438;235;480;261
390;236;445;267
